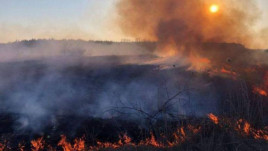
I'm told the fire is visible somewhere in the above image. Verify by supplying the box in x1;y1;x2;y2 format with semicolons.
139;132;163;147
89;126;201;150
58;135;85;151
120;133;134;145
243;121;250;135
208;113;219;124
95;141;121;149
188;54;211;71
187;125;201;134
252;129;268;140
220;68;237;76
90;133;135;150
58;135;73;151
73;138;85;151
236;119;268;140
1;121;266;150
31;137;44;151
170;128;186;146
253;86;267;96
210;4;219;13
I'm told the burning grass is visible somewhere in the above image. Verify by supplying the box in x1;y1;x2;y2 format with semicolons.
253;86;267;96
0;114;267;151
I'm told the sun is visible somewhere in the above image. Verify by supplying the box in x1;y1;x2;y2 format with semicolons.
210;4;219;13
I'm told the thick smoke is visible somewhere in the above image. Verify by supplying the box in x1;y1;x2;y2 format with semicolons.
117;0;259;45
116;0;267;70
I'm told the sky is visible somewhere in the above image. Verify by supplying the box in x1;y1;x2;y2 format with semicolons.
0;0;267;43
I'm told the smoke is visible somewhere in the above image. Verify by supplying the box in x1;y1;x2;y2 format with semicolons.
0;40;221;132
117;0;260;44
116;0;267;70
0;40;154;63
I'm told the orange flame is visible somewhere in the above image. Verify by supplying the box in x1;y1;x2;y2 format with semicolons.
188;55;211;71
120;133;134;145
236;119;268;140
187;125;201;134
220;68;237;76
252;130;268;140
90;133;136;150
58;135;85;151
243;122;250;135
208;113;219;124
31;137;44;151
253;86;267;96
139;132;163;147
1;120;267;150
58;135;74;151
95;141;121;149
74;138;85;151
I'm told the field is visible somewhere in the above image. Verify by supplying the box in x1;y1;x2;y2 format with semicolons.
0;40;267;150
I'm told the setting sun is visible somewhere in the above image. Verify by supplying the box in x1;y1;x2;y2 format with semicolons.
210;4;219;13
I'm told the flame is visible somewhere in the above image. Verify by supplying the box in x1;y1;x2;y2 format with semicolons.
243;121;250;135
187;125;201;134
90;133;135;150
253;86;267;96
120;133;134;145
236;119;268;140
139;132;164;147
90;126;201;150
208;113;219;124
58;136;72;151
1;120;267;150
95;141;121;149
58;135;86;151
188;54;211;71
170;128;186;146
220;68;237;76
252;129;268;140
31;137;44;151
207;67;238;78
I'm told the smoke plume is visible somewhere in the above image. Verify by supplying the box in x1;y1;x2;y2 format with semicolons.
116;0;267;70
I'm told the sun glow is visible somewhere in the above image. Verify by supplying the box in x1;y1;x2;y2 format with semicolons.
210;4;219;13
